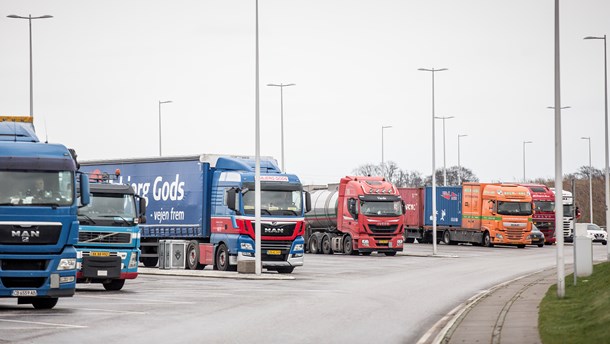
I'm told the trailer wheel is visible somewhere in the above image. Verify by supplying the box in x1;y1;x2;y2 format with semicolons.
31;298;58;310
103;279;125;291
187;240;205;270
442;230;451;245
384;251;397;256
215;244;230;271
141;257;158;267
483;232;494;247
321;235;332;254
343;235;356;255
309;235;320;254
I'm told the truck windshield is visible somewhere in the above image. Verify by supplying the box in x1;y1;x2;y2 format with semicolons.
243;189;303;216
534;201;555;212
360;200;402;217
0;170;73;206
79;193;137;225
563;205;574;217
497;201;532;216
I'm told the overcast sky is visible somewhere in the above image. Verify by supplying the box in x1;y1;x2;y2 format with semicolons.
1;1;609;185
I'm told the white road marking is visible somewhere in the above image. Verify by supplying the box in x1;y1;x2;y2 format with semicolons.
0;318;87;329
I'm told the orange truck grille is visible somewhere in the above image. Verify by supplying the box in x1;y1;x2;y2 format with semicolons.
506;228;524;241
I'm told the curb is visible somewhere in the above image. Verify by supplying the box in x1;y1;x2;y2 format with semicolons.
138;267;296;280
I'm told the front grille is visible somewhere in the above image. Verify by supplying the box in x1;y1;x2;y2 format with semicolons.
506;228;523;241
368;225;398;234
1;259;48;271
81;256;121;279
261;240;291;262
0;224;62;245
79;231;131;244
1;277;45;288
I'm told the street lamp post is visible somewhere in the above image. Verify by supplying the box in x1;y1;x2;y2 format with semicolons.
457;134;468;185
434;116;454;186
581;137;594;222
418;67;448;255
7;14;53;118
267;83;295;172
584;34;609;261
381;125;392;178
523;141;533;182
158;100;172;156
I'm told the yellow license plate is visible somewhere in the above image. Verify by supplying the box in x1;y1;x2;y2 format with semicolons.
90;251;110;257
379;240;389;244
267;250;281;255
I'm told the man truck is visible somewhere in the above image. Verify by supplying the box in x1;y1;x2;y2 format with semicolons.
305;176;405;256
519;184;556;245
80;155;310;274
0;116;90;309
400;183;533;247
76;171;146;290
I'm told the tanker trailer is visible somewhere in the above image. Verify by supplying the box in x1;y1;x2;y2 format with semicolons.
304;176;405;256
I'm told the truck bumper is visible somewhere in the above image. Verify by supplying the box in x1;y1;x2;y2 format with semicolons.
237;252;304;267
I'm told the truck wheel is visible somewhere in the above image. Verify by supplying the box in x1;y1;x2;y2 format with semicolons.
31;298;58;310
309;235;320;254
141;257;158;267
361;252;371;256
384;251;397;256
321;235;332;254
187;240;205;270
215;244;230;271
103;279;125;291
483;232;494;247
343;235;356;255
517;244;526;249
405;238;415;244
443;230;451;245
275;266;295;274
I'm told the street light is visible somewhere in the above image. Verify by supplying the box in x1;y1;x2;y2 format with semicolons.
267;83;295;172
434;116;454;186
581;137;594;222
584;34;609;261
523;141;533;182
457;134;468;185
381;125;392;177
418;67;448;255
158;100;172;156
7;14;53;118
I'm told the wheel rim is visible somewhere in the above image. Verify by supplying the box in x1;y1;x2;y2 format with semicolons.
189;247;196;266
444;231;450;243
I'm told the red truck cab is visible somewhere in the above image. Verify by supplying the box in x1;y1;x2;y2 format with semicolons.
520;184;555;244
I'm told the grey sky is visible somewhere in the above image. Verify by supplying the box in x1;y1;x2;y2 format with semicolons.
1;0;609;185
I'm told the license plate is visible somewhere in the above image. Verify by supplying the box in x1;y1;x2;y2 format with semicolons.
379;240;389;244
267;250;281;255
97;270;108;277
12;290;37;297
90;251;110;257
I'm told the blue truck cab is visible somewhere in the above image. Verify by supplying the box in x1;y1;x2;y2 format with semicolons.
0;116;89;309
76;174;146;291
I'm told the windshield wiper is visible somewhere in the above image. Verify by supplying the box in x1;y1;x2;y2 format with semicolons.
282;209;298;216
78;214;97;225
100;215;132;226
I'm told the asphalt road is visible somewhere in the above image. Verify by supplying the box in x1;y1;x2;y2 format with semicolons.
1;243;608;344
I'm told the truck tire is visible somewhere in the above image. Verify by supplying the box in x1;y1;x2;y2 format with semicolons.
103;279;125;291
141;257;158;267
275;266;295;274
442;230;451;245
483;232;494;247
517;244;526;249
321;235;332;254
384;251;397;256
187;240;206;270
215;244;230;271
343;235;356;255
31;298;58;310
309;235;320;254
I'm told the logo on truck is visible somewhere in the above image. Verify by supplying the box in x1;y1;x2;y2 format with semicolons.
11;230;40;242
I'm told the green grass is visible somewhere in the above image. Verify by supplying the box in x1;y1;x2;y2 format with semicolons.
539;262;610;344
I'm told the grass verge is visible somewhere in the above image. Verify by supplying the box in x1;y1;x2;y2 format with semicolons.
538;261;610;344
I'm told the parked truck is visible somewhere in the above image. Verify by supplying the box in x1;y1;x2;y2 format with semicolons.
0;116;90;309
400;183;533;247
519;184;556;245
551;188;575;241
76;171;146;290
80;155;310;274
304;176;405;256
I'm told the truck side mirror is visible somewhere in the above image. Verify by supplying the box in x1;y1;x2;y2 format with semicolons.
348;199;358;220
305;191;312;213
138;196;147;223
80;173;90;207
227;188;239;214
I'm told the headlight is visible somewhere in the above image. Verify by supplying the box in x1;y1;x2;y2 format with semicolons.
58;258;76;270
293;244;304;251
526;234;532;240
240;242;254;251
128;252;138;268
397;239;403;245
496;234;504;240
60;276;75;284
361;239;370;247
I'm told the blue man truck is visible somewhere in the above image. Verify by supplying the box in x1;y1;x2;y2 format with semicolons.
0;116;89;309
76;172;146;290
80;154;311;274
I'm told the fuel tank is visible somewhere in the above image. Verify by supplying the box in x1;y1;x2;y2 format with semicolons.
306;189;340;229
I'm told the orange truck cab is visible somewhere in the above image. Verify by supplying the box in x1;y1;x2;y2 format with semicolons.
462;183;533;248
